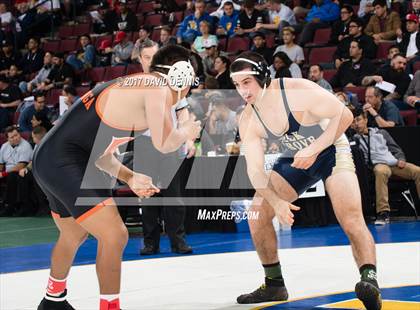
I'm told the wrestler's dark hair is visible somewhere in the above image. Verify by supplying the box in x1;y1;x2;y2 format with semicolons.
230;51;271;88
150;44;197;75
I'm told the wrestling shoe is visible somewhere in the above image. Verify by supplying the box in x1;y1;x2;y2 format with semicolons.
237;282;288;304
37;290;75;310
355;279;382;310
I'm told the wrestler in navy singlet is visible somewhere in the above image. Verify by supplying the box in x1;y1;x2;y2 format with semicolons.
250;78;339;195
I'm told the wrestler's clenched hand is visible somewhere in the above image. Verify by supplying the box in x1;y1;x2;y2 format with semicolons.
291;146;319;170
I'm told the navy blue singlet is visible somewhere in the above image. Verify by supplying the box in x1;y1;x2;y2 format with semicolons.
250;78;336;195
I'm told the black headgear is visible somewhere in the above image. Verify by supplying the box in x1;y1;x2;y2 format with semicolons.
230;57;270;88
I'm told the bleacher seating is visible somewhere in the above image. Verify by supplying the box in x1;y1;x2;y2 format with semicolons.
308;46;336;65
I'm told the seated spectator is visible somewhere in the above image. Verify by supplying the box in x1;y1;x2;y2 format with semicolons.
308;64;333;92
159;26;176;48
38;52;74;92
19;37;44;75
62;85;79;108
364;0;401;44
404;70;420;111
0;126;33;216
18;125;50;216
97;40;113;67
363;86;404;127
0;3;13;31
210;0;241;20
204;76;219;89
273;27;305;65
335;91;351;106
92;1;117;34
330;5;354;44
270;51;302;78
396;14;420;74
331;40;376;88
255;0;296;34
112;31;134;66
137;39;159;73
0;39;21;75
131;25;153;62
14;1;36;48
31;109;53;131
66;34;97;70
4;64;24;86
214;56;234;89
115;0;137;32
334;18;377;68
298;0;340;46
177;0;214;44
353;110;420;225
202;38;227;76
380;44;400;70
236;0;264;36
18;92;50;132
362;54;411;104
216;1;239;38
192;21;218;57
357;0;374;21
207;98;237;136
412;0;420;18
251;32;273;65
0;75;22;131
19;51;53;94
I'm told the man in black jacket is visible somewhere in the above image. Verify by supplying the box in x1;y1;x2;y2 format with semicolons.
334;18;377;69
330;5;354;44
331;39;376;88
250;32;273;65
353;110;420;225
19;37;44;75
397;13;420;74
362;54;411;106
115;0;138;32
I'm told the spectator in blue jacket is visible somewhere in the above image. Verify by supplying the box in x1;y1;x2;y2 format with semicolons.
66;34;97;70
18;92;50;132
216;1;239;38
298;0;340;46
177;0;214;44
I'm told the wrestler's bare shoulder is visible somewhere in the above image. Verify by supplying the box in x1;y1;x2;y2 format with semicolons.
94;73;171;131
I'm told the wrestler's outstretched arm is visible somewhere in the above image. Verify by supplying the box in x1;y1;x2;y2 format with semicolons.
95;139;160;198
289;79;354;170
240;117;300;226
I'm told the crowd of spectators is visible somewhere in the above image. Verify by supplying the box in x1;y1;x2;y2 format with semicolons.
0;0;419;223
